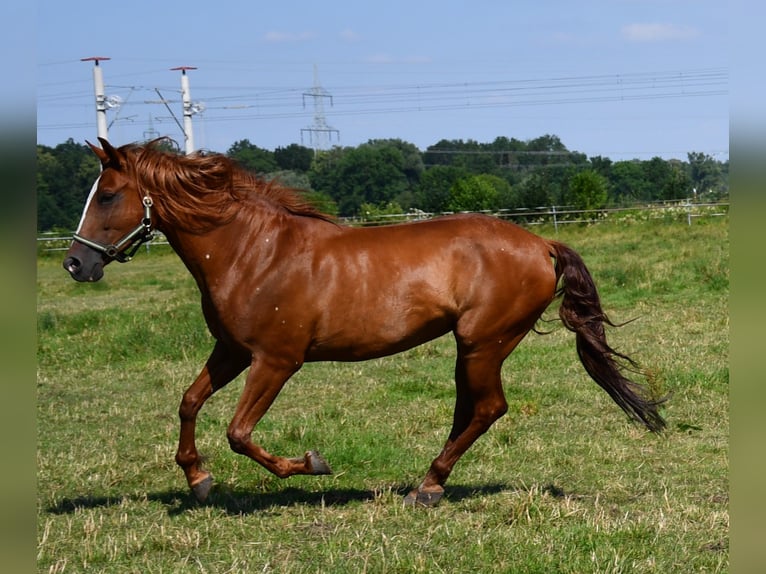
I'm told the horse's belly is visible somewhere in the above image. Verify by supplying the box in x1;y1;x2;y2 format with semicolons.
305;307;453;362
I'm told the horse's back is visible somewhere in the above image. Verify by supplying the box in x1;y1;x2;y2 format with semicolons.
338;214;556;295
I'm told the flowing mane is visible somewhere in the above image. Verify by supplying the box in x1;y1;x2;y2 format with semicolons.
120;140;334;233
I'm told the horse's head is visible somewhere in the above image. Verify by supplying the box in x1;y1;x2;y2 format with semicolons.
63;138;154;282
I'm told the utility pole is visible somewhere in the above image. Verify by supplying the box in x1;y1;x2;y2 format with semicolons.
81;56;111;141
171;66;198;154
301;64;339;152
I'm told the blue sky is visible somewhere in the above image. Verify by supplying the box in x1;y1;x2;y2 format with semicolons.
37;1;728;161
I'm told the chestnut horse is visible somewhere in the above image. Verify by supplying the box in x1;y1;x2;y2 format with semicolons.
64;138;665;506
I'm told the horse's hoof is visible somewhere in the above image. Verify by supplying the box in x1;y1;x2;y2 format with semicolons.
306;450;333;475
403;488;444;507
191;474;213;503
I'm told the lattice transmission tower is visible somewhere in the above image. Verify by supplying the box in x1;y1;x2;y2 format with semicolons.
301;65;339;152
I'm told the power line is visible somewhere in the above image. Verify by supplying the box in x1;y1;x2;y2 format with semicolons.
38;67;727;123
37;66;728;159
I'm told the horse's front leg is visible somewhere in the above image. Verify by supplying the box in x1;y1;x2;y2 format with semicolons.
226;356;333;479
175;341;249;502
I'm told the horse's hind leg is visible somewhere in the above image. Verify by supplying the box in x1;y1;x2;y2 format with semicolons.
405;335;525;507
176;342;249;502
225;356;333;479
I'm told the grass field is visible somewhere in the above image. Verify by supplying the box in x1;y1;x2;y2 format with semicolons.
37;216;728;573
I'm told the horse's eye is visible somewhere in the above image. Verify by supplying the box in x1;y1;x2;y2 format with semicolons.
99;193;117;205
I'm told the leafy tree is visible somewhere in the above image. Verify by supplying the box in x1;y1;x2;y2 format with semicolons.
663;160;693;200
511;134;573;175
608;161;651;205
423;139;495;173
526;133;567;152
37;148;61;231
415;165;469;213
274;144;313;172
640;157;692;201
422;139;455;167
517;171;552;209
687;151;724;199
307;146;346;205
448;175;500;212
313;142;411;216
227;139;278;174
488;136;527;168
367;139;424;185
36;140;100;231
37;159;66;231
641;157;673;201
589;155;613;178
567;170;608;211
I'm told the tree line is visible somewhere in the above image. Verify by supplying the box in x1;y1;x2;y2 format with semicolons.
36;134;728;231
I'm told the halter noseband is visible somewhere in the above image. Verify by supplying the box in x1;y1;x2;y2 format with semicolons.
72;195;155;263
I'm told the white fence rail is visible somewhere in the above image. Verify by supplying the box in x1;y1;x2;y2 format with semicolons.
38;200;728;253
343;200;729;229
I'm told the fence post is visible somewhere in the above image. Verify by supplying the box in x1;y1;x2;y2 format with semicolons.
552;205;558;233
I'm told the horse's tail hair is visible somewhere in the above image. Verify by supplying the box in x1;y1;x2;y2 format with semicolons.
547;240;666;433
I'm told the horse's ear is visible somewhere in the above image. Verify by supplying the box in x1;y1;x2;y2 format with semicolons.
87;137;122;170
86;139;109;165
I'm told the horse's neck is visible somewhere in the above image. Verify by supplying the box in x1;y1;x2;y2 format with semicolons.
159;209;299;295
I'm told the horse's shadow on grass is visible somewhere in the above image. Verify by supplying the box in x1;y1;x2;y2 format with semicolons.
46;482;518;517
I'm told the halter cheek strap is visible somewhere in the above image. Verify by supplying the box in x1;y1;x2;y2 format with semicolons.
72;196;155;263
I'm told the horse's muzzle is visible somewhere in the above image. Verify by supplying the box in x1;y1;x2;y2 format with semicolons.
63;254;104;282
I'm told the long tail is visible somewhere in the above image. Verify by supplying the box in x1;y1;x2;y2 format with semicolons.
548;240;666;432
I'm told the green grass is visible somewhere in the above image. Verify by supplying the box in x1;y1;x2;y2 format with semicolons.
37;217;728;573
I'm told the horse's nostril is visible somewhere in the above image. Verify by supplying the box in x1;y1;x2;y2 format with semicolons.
63;256;81;274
